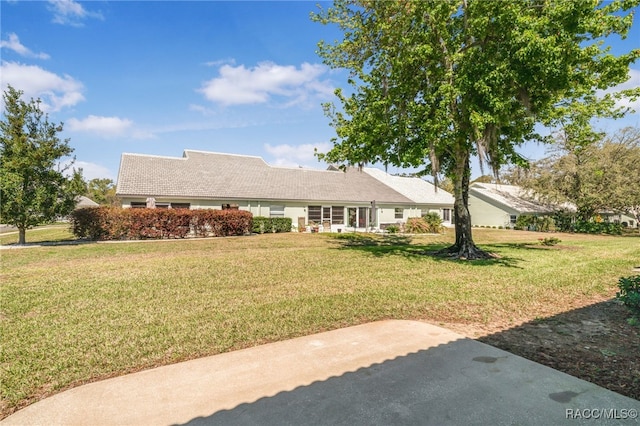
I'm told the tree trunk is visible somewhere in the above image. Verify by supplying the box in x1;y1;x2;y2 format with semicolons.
18;227;26;245
437;157;494;260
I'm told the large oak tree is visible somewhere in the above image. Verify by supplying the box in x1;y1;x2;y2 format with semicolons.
313;0;639;259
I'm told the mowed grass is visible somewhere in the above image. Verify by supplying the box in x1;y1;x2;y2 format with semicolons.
0;224;76;246
1;228;638;416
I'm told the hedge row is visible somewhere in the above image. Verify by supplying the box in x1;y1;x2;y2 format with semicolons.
70;207;253;240
252;216;292;233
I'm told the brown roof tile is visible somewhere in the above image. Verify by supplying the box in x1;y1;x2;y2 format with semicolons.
116;150;413;204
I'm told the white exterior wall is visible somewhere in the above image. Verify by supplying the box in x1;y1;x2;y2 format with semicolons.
120;197;455;231
468;194;514;227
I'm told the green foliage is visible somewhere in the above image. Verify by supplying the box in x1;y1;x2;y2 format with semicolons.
70;207;253;240
512;127;640;224
573;220;622;235
405;213;444;234
85;178;120;206
422;212;444;232
552;210;575;232
515;215;555;232
252;216;292;234
539;237;561;246
385;224;400;234
616;275;640;320
312;0;639;258
0;85;84;244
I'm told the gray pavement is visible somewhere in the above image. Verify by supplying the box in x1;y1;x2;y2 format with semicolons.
3;320;639;425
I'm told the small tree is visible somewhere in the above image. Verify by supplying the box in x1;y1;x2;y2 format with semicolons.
508;127;640;224
86;178;120;206
0;86;84;244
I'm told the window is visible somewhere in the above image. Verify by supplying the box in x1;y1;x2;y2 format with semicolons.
348;207;357;227
156;203;170;209
270;205;285;218
510;215;517;224
395;208;403;219
442;208;451;222
131;202;146;209
358;207;369;227
332;206;344;224
222;204;239;210
171;203;190;209
308;206;322;223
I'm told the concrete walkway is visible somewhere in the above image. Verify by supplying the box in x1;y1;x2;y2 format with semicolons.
3;320;639;425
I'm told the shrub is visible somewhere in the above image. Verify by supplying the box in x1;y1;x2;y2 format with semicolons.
386;224;400;234
405;217;431;233
405;213;444;234
539;236;561;246
70;207;252;240
422;212;443;233
515;214;554;232
252;216;292;234
271;217;293;233
616;275;640;323
573;220;622;235
552;210;574;232
252;217;273;234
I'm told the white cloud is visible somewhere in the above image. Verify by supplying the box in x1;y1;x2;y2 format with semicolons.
0;61;84;111
66;115;155;140
66;115;133;137
0;33;50;59
204;58;235;67
199;61;333;106
264;142;332;168
73;161;115;180
188;104;217;116
48;0;103;27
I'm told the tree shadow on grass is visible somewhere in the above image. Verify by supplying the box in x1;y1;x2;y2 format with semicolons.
477;299;640;401
174;309;640;426
328;234;525;268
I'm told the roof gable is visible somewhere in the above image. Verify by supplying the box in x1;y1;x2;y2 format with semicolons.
469;183;553;214
363;168;454;204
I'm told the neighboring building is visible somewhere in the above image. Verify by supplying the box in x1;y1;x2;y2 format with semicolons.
116;150;455;232
75;196;99;209
468;183;554;228
597;211;637;228
362;168;455;227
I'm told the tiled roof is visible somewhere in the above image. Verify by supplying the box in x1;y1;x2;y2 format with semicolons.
363;168;454;205
75;196;99;208
116;150;414;204
469;183;553;214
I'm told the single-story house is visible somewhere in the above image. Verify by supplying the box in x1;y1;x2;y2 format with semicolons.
361;168;454;227
115;150;454;232
468;183;555;228
469;183;638;229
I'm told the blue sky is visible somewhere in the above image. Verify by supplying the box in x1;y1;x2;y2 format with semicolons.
1;0;639;182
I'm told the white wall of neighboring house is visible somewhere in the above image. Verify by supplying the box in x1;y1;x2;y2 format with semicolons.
468;193;516;228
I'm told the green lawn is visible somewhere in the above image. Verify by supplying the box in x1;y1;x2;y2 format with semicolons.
0;224;76;246
1;228;638;416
